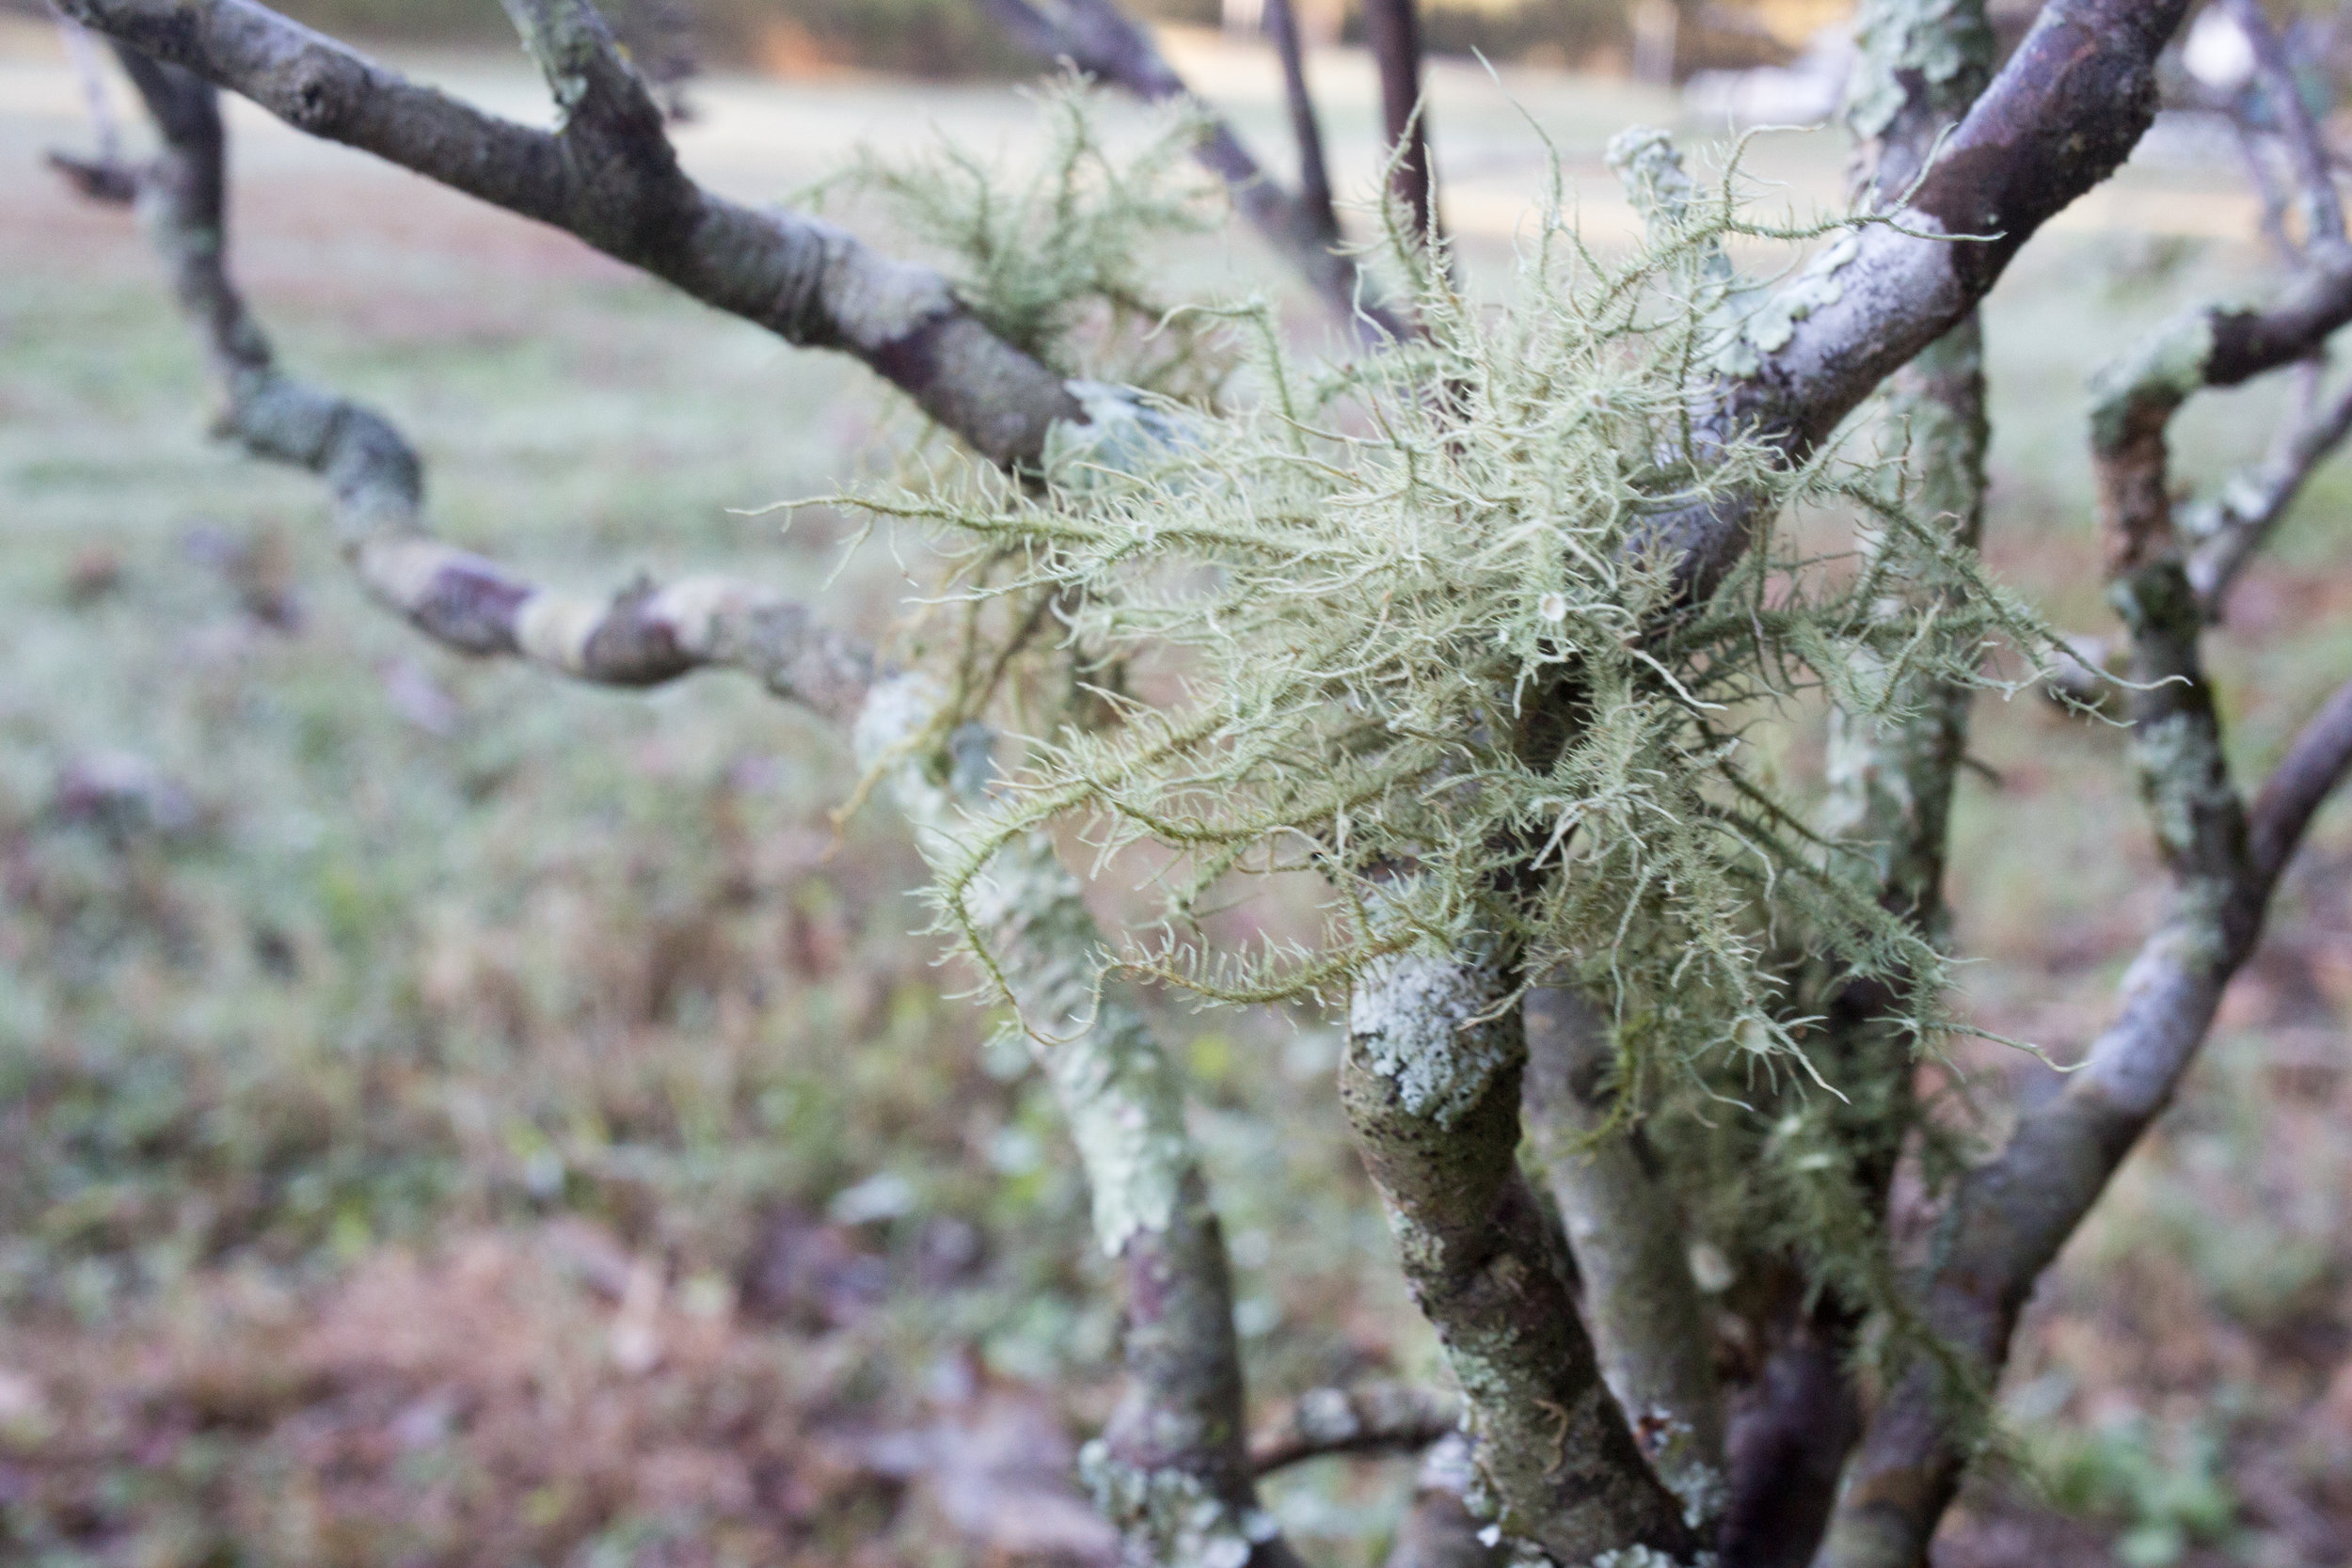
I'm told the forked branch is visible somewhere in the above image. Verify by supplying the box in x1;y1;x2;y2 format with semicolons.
1342;947;1697;1562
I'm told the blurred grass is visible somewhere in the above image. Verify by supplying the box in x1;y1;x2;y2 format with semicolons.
3;19;2351;1568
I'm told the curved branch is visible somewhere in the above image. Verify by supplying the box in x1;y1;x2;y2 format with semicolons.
2249;674;2352;879
1812;585;2352;1567
1248;1383;1461;1474
69;46;876;720
56;0;1084;467
861;676;1297;1568
2185;364;2352;617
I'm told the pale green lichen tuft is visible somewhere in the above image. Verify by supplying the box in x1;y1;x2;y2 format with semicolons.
811;78;1233;403
845;142;2058;1106
828;117;2065;1428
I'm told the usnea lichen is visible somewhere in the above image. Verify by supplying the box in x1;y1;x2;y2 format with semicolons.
810;78;1234;403
843;135;2056;1109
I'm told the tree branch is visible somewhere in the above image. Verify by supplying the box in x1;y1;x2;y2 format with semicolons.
64;46;876;720
1520;986;1725;1520
976;0;1403;339
55;0;1084;467
2185;361;2352;617
1706;13;2001;1559
1360;0;1438;247
1646;0;2194;604
2223;0;2345;247
1811;329;2352;1568
1248;1382;1461;1474
1261;0;1338;247
859;676;1297;1568
68;53;1291;1567
1341;946;1696;1562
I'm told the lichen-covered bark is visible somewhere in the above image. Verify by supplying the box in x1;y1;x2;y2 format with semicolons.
857;675;1295;1568
1647;0;2192;605
75;52;1283;1566
57;0;1084;467
1706;16;1997;1562
1810;302;2352;1568
82;48;876;718
1341;946;1696;1564
1520;986;1724;1525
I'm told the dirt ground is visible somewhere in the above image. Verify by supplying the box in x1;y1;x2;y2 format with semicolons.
2;14;2348;1568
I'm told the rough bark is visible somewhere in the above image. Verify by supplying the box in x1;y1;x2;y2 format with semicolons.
1340;946;1696;1563
55;0;1085;467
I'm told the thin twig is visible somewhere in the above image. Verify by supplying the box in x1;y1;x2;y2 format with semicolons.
2186;360;2352;617
2225;0;2346;247
1360;0;1439;248
1262;0;1337;245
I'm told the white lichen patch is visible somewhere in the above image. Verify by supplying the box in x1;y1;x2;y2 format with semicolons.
515;591;607;673
1080;1442;1279;1568
1349;946;1518;1129
1725;231;1861;370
